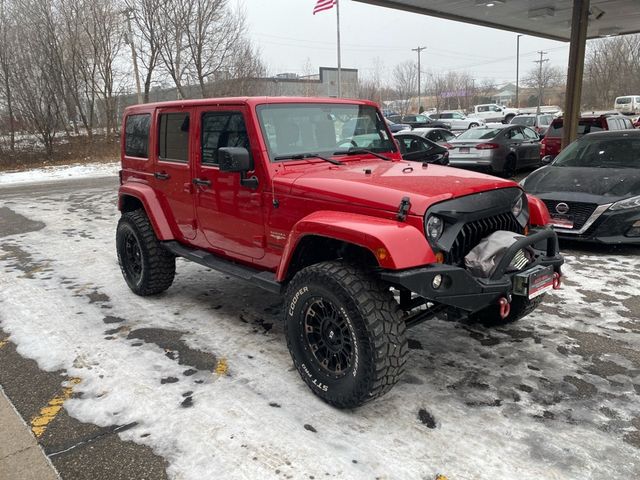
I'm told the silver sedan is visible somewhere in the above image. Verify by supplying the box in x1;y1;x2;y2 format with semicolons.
448;125;542;177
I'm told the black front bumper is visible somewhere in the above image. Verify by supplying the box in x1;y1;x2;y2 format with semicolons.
380;228;564;313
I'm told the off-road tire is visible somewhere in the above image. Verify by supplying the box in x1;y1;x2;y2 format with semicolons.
467;294;545;326
116;209;175;296
284;261;408;409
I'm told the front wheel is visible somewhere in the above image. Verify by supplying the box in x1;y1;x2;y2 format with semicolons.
468;122;479;129
116;209;176;296
284;261;408;408
467;294;545;326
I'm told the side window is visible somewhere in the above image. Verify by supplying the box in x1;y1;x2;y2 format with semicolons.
401;137;426;153
607;118;620;130
428;131;443;142
158;112;189;162
442;131;455;141
477;106;488;112
523;127;538;140
201;112;249;165
508;127;525;140
125;114;151;158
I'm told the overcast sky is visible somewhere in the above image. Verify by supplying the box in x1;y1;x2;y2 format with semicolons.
234;0;571;86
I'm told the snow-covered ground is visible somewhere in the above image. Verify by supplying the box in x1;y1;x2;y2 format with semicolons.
0;174;639;479
0;162;118;185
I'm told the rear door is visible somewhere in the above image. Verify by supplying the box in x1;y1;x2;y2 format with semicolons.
153;108;197;240
192;106;266;261
522;127;542;166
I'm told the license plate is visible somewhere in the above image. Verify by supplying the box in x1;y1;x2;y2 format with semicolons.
526;266;555;299
459;147;470;153
550;215;573;229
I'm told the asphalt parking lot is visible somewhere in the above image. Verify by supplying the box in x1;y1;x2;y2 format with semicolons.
1;175;639;479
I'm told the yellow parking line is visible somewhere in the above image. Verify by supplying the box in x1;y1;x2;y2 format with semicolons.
0;339;7;349
30;378;81;438
214;358;228;376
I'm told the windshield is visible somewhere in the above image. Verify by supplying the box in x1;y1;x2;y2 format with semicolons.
456;127;503;140
257;103;395;161
553;136;640;168
511;116;535;126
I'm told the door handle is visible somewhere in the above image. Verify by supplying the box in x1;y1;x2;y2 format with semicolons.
192;178;211;187
154;171;170;180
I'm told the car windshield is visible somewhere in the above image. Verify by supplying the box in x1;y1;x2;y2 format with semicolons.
511;116;535;126
456;127;503;140
553;136;640;168
257;104;394;160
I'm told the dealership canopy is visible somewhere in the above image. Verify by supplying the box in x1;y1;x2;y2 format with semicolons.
353;0;640;41
354;0;640;147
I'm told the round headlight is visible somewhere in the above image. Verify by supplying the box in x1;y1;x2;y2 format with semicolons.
426;215;444;242
512;195;524;217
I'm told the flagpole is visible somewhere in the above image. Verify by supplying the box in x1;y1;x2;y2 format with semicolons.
336;0;342;97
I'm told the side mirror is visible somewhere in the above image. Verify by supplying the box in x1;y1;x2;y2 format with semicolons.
541;155;554;165
217;147;258;189
218;147;253;172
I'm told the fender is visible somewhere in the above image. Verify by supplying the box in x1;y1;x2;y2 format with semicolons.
118;183;176;240
276;211;436;282
527;193;551;226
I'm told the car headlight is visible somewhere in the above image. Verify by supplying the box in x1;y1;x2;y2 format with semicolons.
426;215;444;242
512;194;524;217
609;195;640;211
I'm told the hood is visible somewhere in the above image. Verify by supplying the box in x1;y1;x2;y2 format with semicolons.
524;166;640;203
275;159;517;216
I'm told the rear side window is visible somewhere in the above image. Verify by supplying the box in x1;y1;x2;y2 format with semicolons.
159;113;190;162
125;114;151;158
201;112;250;165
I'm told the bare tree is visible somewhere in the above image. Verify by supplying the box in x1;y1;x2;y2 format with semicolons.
392;61;417;114
0;0;16;151
583;34;640;109
126;0;165;103
522;63;564;106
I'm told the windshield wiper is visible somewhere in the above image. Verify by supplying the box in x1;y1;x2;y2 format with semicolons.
274;153;344;165
333;147;390;161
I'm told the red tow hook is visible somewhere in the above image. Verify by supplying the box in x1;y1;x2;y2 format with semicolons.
498;297;511;319
553;272;562;290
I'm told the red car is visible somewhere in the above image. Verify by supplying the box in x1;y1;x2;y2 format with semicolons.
541;113;635;158
117;97;563;408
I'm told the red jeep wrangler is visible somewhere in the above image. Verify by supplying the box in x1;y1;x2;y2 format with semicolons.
116;97;563;408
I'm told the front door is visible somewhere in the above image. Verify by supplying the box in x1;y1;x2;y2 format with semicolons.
153;108;196;240
191;107;265;261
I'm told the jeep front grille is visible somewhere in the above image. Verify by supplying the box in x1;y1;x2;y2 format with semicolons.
446;212;523;265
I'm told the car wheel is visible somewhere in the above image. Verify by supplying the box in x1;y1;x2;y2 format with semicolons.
284;261;408;408
116;209;176;296
467;295;545;326
468;123;479;129
504;114;515;124
503;154;517;178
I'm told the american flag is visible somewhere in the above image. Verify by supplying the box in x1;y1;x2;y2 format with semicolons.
313;0;336;15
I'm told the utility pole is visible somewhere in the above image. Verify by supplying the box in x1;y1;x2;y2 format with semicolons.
412;46;426;113
534;50;549;114
515;34;523;108
122;8;143;104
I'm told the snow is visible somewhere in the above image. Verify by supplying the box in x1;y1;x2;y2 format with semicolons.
0;162;118;185
0;182;639;479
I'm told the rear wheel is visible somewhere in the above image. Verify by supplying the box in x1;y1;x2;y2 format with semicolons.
504;114;515;124
468;294;545;326
116;209;175;296
284;261;408;408
468;122;479;129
